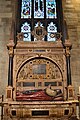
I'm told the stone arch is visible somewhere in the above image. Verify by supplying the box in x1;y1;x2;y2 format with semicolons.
16;56;64;81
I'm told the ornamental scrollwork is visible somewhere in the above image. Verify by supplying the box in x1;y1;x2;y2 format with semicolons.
17;58;62;80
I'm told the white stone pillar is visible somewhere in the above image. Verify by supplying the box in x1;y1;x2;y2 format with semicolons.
76;105;79;119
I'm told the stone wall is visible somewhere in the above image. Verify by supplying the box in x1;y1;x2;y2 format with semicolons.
0;0;12;95
63;0;80;94
0;0;80;96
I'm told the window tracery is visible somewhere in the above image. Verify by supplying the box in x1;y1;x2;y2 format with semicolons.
34;0;44;18
21;22;31;41
46;0;56;18
47;22;57;41
21;0;32;18
17;0;63;41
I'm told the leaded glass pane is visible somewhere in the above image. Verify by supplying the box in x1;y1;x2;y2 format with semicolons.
20;0;59;42
47;22;57;41
21;22;31;41
21;0;32;18
34;0;44;18
46;0;56;18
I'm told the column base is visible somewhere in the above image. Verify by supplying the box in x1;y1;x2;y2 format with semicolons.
68;85;75;100
6;86;13;101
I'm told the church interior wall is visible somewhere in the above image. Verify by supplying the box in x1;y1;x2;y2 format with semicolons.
0;0;80;97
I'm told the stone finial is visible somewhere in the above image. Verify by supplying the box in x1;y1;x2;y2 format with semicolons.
17;32;24;41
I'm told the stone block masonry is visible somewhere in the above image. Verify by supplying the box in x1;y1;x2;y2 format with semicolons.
0;0;12;95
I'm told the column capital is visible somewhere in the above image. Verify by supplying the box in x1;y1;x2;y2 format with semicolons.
7;39;15;57
64;39;72;56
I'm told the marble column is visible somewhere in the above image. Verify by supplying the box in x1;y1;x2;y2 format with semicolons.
7;40;14;86
8;56;13;86
66;54;71;85
64;39;72;85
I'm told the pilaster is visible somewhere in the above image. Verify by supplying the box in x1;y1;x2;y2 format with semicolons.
6;39;14;101
64;40;75;100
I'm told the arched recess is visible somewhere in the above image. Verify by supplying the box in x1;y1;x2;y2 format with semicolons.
16;56;65;93
16;56;63;80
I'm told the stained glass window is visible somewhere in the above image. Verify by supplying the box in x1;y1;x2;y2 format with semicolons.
47;22;57;41
17;0;63;41
34;0;44;18
46;0;56;18
21;0;32;18
21;22;31;41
